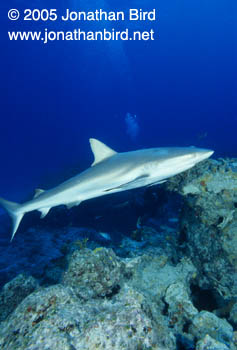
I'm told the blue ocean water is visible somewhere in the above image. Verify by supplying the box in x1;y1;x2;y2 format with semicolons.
0;0;236;276
0;4;237;346
1;0;236;201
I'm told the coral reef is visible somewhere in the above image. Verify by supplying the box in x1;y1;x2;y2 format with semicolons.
166;158;237;301
62;247;125;299
128;254;197;312
0;246;235;349
0;274;38;322
0;281;175;350
196;334;230;350
189;311;233;344
0;157;236;349
0;226;101;287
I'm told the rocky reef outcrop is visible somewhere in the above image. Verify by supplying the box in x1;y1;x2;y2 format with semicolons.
62;247;124;299
0;157;236;350
166;158;237;302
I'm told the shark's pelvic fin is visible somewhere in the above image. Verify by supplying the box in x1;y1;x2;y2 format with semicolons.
0;198;24;241
89;138;117;166
34;188;45;198
66;201;81;209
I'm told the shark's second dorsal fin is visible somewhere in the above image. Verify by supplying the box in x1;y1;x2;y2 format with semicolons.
34;188;45;198
89;138;117;166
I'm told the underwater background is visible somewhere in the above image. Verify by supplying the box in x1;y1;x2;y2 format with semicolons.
0;1;236;349
1;0;236;201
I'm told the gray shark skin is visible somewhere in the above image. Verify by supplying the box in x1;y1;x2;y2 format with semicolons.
0;138;214;240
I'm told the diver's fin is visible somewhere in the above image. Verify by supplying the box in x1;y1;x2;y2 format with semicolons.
89;138;117;166
0;197;24;241
34;188;45;198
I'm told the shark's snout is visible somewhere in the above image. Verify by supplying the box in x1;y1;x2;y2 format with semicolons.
205;150;214;158
194;149;214;163
200;149;214;158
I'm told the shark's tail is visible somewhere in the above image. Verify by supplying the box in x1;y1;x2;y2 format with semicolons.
0;198;24;241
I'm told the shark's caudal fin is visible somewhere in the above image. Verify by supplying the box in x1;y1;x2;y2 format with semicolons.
0;198;24;241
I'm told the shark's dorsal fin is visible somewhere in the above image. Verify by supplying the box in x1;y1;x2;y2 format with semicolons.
89;138;117;166
34;188;45;198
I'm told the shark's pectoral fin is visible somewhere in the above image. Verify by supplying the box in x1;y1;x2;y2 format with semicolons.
89;138;117;166
34;188;45;198
148;180;167;187
104;174;150;192
39;207;50;218
66;201;82;209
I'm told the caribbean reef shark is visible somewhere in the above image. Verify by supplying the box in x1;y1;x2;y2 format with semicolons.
0;139;213;240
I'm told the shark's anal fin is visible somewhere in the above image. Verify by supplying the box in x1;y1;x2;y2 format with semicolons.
89;138;117;166
39;207;50;218
104;174;149;192
34;188;45;198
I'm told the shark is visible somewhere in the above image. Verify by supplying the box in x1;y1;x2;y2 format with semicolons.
0;138;214;240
